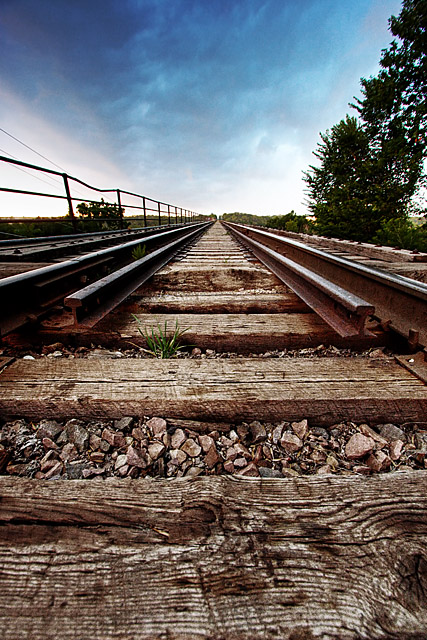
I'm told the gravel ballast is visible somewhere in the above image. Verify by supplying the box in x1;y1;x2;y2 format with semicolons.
1;415;425;480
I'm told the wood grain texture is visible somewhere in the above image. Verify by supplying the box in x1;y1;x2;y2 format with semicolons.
145;265;284;292
0;262;52;279
268;228;427;263
0;357;426;424
127;291;309;314
0;473;426;639
96;312;373;352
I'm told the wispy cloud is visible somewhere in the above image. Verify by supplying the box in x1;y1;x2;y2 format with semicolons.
0;0;403;216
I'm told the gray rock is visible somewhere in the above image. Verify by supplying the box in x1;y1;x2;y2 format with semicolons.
199;435;215;453
126;447;148;468
115;453;128;470
44;461;63;479
292;419;309;440
181;438;202;458
311;426;329;439
316;465;333;475
37;420;63;441
272;425;284;445
148;441;166;460
56;429;69;447
89;434;103;450
169;449;187;465
185;466;203;477
171;429;186;449
59;443;78;462
147;417;167;436
236;462;260;477
234;442;251;458
225;446;238;461
249;421;267;443
366;451;392;472
415;432;427;452
114;417;134;431
102;428;126;449
65;420;89;453
259;467;283;478
223;460;235;473
65;462;89;479
280;433;303;453
379;424;406;443
389;439;404;461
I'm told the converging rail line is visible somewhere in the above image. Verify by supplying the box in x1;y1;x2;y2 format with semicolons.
0;220;427;640
224;221;427;347
0;222;210;335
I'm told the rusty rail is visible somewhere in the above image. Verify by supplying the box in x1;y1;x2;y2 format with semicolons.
64;223;211;327
223;222;427;346
224;223;374;337
0;223;208;337
0;224;184;262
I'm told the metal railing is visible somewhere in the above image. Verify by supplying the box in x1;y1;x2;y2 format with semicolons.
0;155;199;231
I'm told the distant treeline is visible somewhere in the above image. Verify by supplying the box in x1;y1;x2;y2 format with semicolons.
221;210;427;252
221;211;314;234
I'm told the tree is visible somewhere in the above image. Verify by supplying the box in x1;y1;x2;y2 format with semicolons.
304;0;426;241
303;115;391;240
353;0;426;212
76;198;124;230
268;211;313;233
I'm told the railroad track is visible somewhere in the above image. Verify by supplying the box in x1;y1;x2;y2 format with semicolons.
0;220;427;639
1;219;426;418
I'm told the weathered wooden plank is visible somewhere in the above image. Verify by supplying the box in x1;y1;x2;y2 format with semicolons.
0;261;51;279
127;291;309;314
0;473;426;639
96;312;371;352
385;262;427;284
144;265;284;291
270;229;427;263
0;357;426;424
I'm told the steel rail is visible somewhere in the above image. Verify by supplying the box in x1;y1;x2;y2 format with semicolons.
0;224;186;262
0;222;208;337
223;222;427;347
0;224;182;248
64;224;210;328
224;224;374;337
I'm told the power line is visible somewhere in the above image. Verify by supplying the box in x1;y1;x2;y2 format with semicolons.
0;127;68;173
0;127;119;205
0;146;66;191
0;142;114;202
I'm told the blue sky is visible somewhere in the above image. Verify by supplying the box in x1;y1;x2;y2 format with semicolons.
0;0;403;218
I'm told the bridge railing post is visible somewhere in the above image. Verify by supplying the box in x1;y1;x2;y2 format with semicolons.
63;173;77;233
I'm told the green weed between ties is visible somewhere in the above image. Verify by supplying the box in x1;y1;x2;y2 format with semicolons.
132;315;191;358
132;244;147;261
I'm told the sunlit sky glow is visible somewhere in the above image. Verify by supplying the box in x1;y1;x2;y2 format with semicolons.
0;0;403;218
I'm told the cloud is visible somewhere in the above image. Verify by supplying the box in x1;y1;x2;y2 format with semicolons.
0;0;403;216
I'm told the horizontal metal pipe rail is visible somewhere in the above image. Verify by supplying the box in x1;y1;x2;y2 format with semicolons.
65;224;211;328
0;155;199;230
0;222;208;337
223;222;427;346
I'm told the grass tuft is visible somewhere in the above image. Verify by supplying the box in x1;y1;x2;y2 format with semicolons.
132;244;147;261
132;315;191;358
